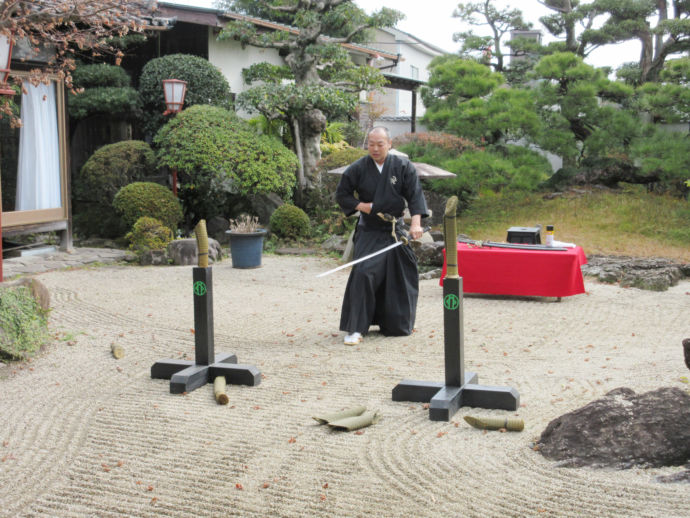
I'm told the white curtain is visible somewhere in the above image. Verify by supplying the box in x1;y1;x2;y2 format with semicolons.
15;81;61;210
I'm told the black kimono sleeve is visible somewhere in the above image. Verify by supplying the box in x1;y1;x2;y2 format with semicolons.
400;160;429;218
335;157;367;217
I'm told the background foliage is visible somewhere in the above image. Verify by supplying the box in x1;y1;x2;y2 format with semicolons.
153;105;298;225
138;54;233;138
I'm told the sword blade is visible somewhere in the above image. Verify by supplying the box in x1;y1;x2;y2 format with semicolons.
316;241;404;278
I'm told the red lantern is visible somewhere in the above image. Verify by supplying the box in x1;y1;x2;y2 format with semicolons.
0;31;15;96
162;78;187;115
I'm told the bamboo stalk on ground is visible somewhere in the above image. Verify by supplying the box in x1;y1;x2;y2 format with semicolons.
110;343;124;359
214;376;229;405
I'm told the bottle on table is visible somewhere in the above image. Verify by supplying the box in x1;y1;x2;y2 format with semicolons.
545;224;555;247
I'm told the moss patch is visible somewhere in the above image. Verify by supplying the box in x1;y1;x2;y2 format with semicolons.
0;286;50;361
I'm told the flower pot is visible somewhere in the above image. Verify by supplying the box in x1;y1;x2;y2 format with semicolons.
226;229;266;268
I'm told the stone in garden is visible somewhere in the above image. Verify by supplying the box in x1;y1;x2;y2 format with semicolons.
206;216;230;245
537;387;690;469
410;240;444;267
249;192;284;226
167;238;223;266
139;249;168;266
321;235;347;253
582;255;688;291
6;277;50;311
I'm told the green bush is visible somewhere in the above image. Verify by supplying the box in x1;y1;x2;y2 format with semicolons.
138;54;232;138
316;145;368;172
76;140;156;207
393;132;477;162
154;105;297;223
0;286;49;361
426;148;547;206
125;216;174;254
73;140;157;238
72;63;132;88
69;87;140;120
113;182;183;233
270;204;311;239
68;63;139;120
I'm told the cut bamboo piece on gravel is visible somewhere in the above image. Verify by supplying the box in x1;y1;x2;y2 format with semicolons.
464;415;524;431
110;344;124;359
312;405;366;425
213;376;229;405
328;411;380;431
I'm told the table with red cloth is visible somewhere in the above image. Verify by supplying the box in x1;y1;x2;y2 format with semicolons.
441;242;587;298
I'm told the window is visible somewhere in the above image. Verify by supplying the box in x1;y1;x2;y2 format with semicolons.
410;65;419;80
1;72;68;228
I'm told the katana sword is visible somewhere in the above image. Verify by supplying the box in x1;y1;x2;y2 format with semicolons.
458;238;568;251
316;240;404;278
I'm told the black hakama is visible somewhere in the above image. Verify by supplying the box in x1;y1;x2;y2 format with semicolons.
335;154;428;336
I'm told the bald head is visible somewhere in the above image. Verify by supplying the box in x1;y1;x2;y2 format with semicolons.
367;127;392;165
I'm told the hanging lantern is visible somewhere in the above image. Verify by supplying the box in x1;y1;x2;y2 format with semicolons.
162;78;187;115
0;31;15;96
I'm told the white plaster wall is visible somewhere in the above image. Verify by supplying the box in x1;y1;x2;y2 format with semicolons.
208;32;285;118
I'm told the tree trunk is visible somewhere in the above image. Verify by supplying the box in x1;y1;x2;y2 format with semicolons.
291;117;306;204
298;108;327;191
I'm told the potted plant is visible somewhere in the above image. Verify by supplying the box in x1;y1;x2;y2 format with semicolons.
226;215;267;268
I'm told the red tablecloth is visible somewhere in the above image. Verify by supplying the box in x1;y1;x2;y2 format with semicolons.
441;243;587;297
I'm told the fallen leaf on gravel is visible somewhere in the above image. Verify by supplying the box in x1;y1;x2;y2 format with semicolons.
151;497;157;504
288;437;297;444
320;494;326;501
437;431;447;438
262;483;270;489
323;483;329;489
147;486;154;491
235;483;243;490
355;430;365;435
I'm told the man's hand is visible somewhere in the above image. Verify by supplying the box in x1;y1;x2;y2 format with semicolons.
357;201;373;214
409;214;423;240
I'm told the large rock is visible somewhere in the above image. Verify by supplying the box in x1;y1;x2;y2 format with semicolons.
410;240;445;267
139;250;168;266
206;216;230;245
167;238;223;266
537;387;690;469
5;277;50;311
582;255;689;291
249;193;284;226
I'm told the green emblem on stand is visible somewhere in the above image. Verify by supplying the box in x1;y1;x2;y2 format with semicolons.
193;281;207;296
443;294;459;310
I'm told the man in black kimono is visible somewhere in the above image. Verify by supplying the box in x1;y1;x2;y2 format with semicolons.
335;127;428;345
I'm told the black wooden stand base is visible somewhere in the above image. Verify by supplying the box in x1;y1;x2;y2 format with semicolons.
392;276;518;421
151;267;261;394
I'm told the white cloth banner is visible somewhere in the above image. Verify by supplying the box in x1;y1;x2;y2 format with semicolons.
16;81;61;210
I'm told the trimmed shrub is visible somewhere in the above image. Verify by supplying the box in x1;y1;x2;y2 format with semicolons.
0;286;49;361
72;63;131;88
270;204;311;239
393;132;477;163
154;105;297;224
139;54;232;138
113;182;183;233
125;216;174;254
68;63;138;120
76;140;156;207
316;145;368;172
73;140;157;238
